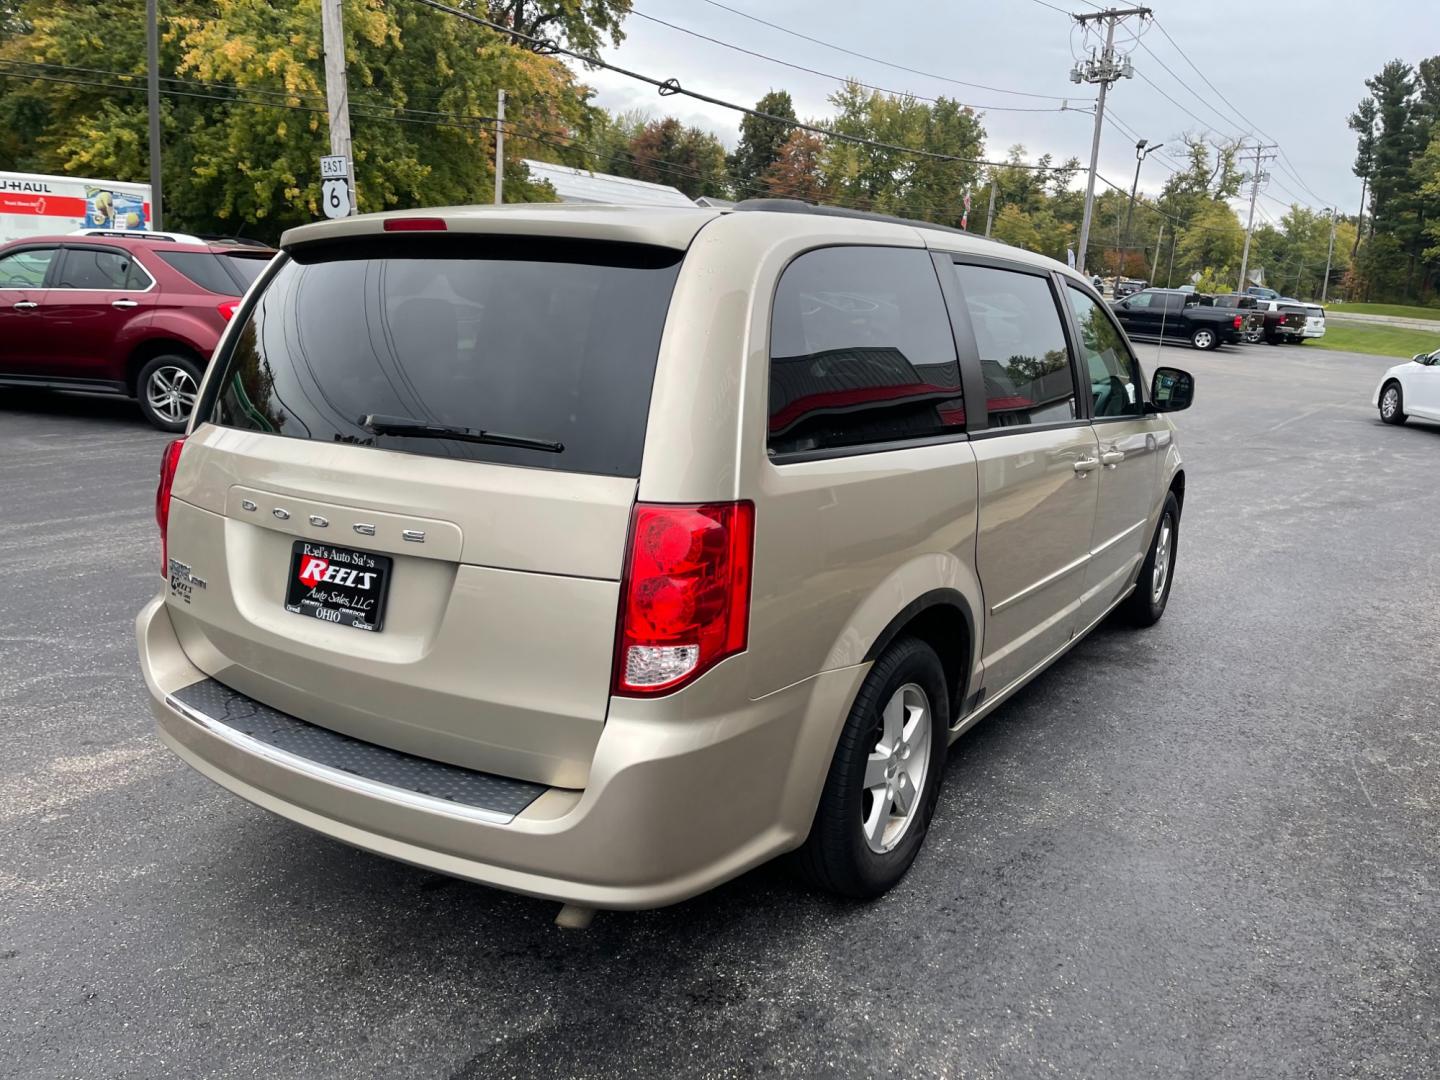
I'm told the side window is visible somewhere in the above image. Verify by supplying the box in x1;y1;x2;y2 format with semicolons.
768;246;963;456
57;248;138;290
1066;286;1142;418
0;247;58;288
953;263;1077;427
125;257;152;290
1123;292;1153;310
1160;292;1185;312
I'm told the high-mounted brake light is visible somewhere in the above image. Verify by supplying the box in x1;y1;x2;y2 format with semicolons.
156;438;185;577
613;501;754;695
217;299;240;322
383;218;448;232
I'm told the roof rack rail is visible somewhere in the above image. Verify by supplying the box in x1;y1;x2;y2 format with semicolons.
730;198;1000;242
196;235;273;249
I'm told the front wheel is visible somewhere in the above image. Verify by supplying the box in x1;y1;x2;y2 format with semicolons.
1120;492;1180;627
1191;327;1217;350
1380;381;1407;425
796;637;948;899
137;354;203;432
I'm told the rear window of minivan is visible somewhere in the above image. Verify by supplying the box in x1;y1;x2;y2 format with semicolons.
203;237;683;477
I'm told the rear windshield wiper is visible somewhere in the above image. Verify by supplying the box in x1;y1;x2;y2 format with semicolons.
358;414;564;453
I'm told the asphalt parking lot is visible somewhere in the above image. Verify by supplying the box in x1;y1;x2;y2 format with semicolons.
3;342;1439;1080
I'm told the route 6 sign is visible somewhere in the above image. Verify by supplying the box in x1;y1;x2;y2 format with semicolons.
321;178;351;220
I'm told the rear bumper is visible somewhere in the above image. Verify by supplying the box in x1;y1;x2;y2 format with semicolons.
137;596;865;909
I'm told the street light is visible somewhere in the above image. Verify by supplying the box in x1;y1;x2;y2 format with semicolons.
1123;138;1163;276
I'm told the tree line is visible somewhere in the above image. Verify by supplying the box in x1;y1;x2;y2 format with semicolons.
0;0;1403;303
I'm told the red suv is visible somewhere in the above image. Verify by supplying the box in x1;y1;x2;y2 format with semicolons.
0;231;274;430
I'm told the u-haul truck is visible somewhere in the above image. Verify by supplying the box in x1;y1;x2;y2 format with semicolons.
0;171;152;243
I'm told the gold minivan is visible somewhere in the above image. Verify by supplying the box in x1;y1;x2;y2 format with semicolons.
136;201;1192;911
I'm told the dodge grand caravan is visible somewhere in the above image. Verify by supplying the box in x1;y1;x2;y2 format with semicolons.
136;200;1192;911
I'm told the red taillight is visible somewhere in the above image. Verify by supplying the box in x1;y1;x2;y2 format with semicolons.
613;501;754;695
217;299;240;322
383;217;448;232
1234;315;1243;329
156;438;185;576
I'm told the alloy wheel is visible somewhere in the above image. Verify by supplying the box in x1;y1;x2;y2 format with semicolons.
1152;517;1173;604
146;365;198;425
1381;386;1399;419
860;682;933;854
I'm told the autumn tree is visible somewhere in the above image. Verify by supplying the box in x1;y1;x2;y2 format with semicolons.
625;117;727;199
0;0;591;240
759;129;826;202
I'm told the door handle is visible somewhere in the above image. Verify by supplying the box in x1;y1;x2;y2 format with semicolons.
1101;449;1125;468
13;300;37;311
1073;457;1100;474
111;299;139;309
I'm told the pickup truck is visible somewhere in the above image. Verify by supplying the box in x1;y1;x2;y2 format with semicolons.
1109;288;1261;350
1249;298;1309;344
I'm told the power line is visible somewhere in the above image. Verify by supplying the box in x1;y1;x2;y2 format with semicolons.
698;0;1083;101
410;0;1059;172
628;8;1077;113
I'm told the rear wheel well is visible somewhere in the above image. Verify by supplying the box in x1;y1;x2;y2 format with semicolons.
1169;469;1185;515
864;593;972;723
126;340;203;395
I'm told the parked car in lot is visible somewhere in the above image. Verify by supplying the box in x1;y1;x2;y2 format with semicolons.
1301;303;1326;340
0;232;274;430
1114;277;1147;298
1110;287;1258;350
136;201;1192;912
1250;298;1309;344
1376;348;1440;425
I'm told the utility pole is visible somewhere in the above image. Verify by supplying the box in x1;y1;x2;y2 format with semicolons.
146;0;162;230
1352;177;1366;258
1321;207;1337;303
1071;6;1149;276
1150;221;1163;284
984;179;996;237
1236;141;1277;293
321;0;356;215
494;89;506;204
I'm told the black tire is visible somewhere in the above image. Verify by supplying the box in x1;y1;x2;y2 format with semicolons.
136;353;203;433
1121;492;1180;628
796;637;949;899
1379;380;1407;425
1190;327;1218;351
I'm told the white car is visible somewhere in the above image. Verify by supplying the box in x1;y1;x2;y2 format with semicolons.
1376;348;1440;425
1302;303;1326;339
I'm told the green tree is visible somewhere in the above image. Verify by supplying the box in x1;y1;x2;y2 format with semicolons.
991;203;1041;252
484;0;631;55
730;90;796;195
1173;199;1243;285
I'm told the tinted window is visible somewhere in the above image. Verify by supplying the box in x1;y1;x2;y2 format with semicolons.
0;247;57;288
953;264;1076;427
768;247;962;456
207;237;682;478
57;247;142;290
157;250;243;295
1067;286;1142;418
222;254;270;287
1160;292;1185;312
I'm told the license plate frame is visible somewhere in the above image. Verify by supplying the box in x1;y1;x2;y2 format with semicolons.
284;540;392;632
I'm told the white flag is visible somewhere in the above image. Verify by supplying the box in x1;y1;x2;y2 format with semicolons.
1066;247;1076;268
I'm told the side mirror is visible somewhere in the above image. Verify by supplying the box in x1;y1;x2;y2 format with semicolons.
1150;366;1194;412
1414;353;1430;363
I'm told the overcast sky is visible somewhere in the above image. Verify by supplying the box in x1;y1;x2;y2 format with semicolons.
578;0;1440;224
